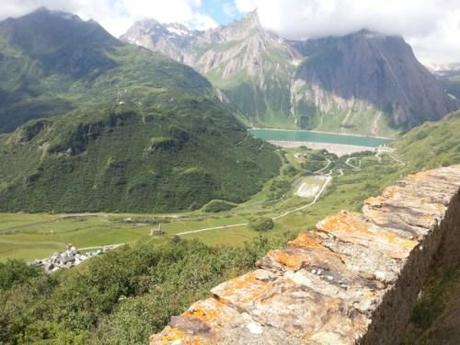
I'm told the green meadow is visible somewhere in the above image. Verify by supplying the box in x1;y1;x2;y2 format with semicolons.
5;106;460;261
0;146;406;261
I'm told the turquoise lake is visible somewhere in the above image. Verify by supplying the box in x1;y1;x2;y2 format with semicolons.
249;129;393;147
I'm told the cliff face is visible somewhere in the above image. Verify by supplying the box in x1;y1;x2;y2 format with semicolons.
122;14;458;135
293;30;457;129
150;165;460;345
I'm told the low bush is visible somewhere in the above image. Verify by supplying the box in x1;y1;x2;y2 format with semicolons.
0;236;283;345
202;200;237;213
249;217;274;232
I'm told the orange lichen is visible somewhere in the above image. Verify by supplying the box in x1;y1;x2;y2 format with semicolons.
317;211;417;259
364;196;384;207
219;271;258;291
318;211;369;234
289;232;324;249
381;185;403;199
184;307;218;323
268;250;306;270
211;270;273;307
152;325;214;345
182;298;239;328
379;231;417;251
159;326;185;343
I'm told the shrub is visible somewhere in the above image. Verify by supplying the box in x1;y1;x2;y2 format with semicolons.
0;260;40;290
283;165;298;177
202;200;237;213
414;129;428;141
0;231;289;345
249;217;274;232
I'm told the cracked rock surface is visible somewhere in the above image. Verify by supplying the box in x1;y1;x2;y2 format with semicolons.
150;165;460;345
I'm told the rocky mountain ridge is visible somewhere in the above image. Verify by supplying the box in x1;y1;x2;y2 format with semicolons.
122;12;458;136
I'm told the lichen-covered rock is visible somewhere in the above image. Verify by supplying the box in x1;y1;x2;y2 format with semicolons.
150;165;460;345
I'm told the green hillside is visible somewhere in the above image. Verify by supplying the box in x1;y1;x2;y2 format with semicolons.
0;9;280;212
395;110;460;171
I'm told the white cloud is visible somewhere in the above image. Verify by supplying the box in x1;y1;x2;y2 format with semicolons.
234;0;460;64
117;0;217;31
0;0;458;64
0;0;217;36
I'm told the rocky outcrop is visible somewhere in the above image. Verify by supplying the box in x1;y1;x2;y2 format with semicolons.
150;165;460;344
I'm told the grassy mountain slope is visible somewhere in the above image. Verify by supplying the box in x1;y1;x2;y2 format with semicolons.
394;110;460;170
0;9;280;212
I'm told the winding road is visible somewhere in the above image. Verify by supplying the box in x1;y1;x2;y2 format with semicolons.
177;174;332;236
345;157;361;170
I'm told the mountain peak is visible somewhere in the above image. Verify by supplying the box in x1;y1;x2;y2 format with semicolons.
1;7;116;46
239;9;261;28
347;28;403;42
244;9;260;21
355;28;374;35
24;6;83;22
164;23;196;37
0;8;119;79
29;6;49;14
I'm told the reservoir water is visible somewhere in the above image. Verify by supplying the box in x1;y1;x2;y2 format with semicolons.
249;128;392;148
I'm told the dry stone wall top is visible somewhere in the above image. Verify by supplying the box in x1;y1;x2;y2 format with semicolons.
150;165;460;345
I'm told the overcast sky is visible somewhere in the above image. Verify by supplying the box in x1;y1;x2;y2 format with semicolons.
1;0;459;65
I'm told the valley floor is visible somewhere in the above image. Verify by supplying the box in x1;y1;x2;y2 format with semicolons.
0;147;404;262
268;140;378;156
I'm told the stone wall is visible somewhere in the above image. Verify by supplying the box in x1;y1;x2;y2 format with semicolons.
150;165;460;345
